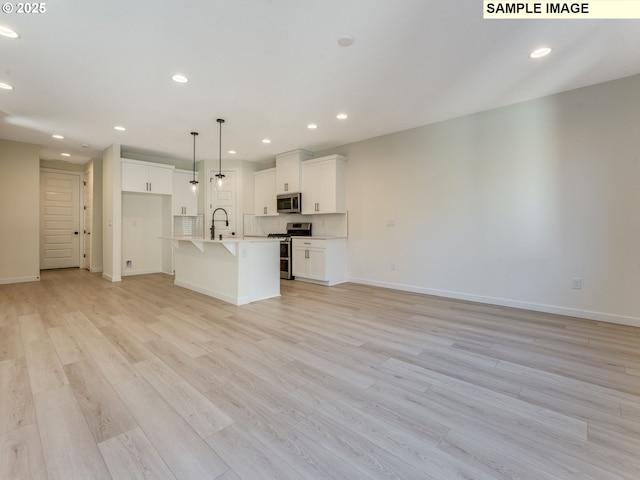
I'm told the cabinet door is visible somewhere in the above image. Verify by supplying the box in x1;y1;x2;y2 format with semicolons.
122;162;150;192
254;169;278;216
292;246;309;277
316;161;337;213
149;166;173;195
276;156;300;194
307;248;327;280
301;161;323;214
301;155;346;214
173;171;198;215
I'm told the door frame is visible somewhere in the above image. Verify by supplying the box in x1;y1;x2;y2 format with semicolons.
40;167;85;270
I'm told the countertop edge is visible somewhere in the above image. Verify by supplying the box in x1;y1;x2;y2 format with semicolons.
160;236;280;244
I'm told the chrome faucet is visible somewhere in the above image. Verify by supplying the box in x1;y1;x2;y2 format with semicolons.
211;208;229;240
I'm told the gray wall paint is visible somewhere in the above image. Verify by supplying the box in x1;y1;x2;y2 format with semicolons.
319;74;640;325
0;139;40;283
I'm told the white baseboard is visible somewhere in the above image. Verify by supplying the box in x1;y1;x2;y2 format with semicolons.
174;279;242;305
0;275;40;285
348;277;640;328
101;272;122;282
122;268;162;277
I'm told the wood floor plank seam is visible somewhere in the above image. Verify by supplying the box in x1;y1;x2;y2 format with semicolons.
3;268;640;480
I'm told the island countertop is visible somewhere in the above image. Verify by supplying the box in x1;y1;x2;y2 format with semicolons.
161;235;279;255
162;235;279;243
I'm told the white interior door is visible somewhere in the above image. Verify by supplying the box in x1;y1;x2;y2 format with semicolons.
209;170;237;238
40;171;81;269
83;172;92;270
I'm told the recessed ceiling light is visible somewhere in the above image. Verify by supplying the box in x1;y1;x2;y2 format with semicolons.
228;150;237;154
0;26;19;39
307;123;318;129
337;35;355;47
52;134;64;139
0;82;14;90
114;125;126;131
262;139;271;144
530;47;552;59
61;153;71;157
336;113;348;120
172;74;189;83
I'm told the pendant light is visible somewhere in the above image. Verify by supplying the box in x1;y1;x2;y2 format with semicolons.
189;131;199;193
214;118;225;188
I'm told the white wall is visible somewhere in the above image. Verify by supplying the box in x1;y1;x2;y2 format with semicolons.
320;74;640;326
0;139;40;283
89;158;104;272
102;144;122;282
122;193;171;275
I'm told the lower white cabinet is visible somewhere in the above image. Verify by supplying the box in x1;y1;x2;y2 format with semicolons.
292;238;347;285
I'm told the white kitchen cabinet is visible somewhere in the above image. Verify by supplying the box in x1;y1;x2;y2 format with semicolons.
301;154;346;214
275;149;312;194
254;168;278;216
173;169;198;215
122;159;174;194
292;237;347;285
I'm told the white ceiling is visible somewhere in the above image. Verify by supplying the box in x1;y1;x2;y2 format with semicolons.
2;1;640;165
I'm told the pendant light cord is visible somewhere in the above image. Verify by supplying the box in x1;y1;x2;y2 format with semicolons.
190;131;199;184
216;118;225;182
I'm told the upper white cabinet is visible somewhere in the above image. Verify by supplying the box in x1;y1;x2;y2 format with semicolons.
173;169;198;216
122;159;174;195
254;168;278;216
275;149;312;194
301;154;346;214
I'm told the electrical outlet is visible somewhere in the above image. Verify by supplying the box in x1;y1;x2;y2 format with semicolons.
391;261;396;270
126;260;132;268
571;277;582;289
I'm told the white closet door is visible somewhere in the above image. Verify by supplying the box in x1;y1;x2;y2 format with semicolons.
40;171;81;269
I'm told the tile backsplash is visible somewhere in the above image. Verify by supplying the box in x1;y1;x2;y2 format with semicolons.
173;215;204;237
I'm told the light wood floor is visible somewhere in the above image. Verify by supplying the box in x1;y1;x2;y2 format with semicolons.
1;269;640;479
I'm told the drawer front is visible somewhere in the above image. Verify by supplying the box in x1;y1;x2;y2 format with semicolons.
291;238;326;249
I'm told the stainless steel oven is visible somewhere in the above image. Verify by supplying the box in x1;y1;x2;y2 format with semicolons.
268;222;311;279
279;238;292;279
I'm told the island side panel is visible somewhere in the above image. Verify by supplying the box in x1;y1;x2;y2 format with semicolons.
173;242;241;305
237;240;280;304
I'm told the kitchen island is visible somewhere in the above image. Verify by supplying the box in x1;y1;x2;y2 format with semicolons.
162;236;280;305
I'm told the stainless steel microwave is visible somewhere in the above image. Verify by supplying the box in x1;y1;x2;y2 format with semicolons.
277;192;301;213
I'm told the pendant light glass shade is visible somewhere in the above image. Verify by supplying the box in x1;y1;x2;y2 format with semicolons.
215;118;225;188
189;132;199;193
